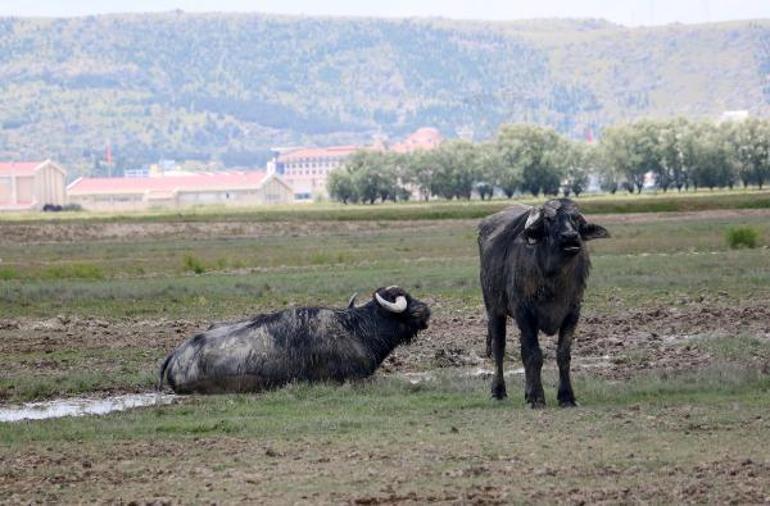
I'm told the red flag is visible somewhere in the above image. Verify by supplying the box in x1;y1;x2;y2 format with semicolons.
105;143;112;164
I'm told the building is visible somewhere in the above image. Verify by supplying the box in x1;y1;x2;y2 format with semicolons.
275;145;359;200
273;127;443;200
719;110;749;123
0;160;67;211
67;171;293;211
391;127;442;153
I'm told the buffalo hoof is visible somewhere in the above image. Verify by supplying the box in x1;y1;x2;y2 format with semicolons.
491;383;507;400
558;399;578;408
527;399;546;409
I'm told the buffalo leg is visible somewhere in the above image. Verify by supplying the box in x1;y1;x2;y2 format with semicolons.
557;309;579;407
488;314;507;400
518;316;545;408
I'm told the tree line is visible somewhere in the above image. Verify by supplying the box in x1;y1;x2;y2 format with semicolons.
327;118;770;204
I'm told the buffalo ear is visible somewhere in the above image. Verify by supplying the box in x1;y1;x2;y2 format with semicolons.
580;223;610;241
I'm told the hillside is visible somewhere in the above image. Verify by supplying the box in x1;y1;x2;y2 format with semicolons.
0;13;768;176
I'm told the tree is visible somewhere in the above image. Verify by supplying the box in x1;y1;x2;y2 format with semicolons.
600;121;661;193
689;122;732;190
497;124;563;197
657;118;692;191
375;152;401;202
592;144;621;194
430;140;480;200
728;118;770;189
334;150;397;204
476;142;503;200
400;150;435;201
558;140;591;198
327;168;358;204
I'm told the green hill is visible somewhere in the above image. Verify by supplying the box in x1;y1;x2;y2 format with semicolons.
0;13;768;176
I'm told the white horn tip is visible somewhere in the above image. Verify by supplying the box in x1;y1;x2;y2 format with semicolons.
375;292;408;313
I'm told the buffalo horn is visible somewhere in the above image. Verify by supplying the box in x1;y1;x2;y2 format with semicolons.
543;200;561;218
375;292;408;313
524;208;543;230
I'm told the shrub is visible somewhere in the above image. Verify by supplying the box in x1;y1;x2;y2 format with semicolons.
41;263;105;280
726;227;759;249
0;267;18;280
183;254;206;274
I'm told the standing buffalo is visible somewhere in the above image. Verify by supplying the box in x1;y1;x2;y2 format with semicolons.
158;286;430;394
478;199;609;407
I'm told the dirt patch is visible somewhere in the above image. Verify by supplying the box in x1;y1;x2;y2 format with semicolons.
0;219;466;244
592;208;770;224
2;300;768;400
2;434;768;504
382;300;770;380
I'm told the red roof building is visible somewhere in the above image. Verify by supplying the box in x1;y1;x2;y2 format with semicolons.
67;171;293;211
0;160;67;211
276;145;359;200
273;128;442;200
391;127;442;154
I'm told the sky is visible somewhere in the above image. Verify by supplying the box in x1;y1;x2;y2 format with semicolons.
0;0;767;26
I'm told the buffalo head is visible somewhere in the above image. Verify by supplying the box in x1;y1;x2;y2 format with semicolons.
373;285;431;334
523;199;609;273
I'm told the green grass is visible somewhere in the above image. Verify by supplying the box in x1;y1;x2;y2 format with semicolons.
0;267;17;280
2;363;768;445
1;205;769;502
1;212;769;318
2;365;768;505
1;209;768;406
0;348;158;402
726;226;760;249
1;189;769;225
181;254;207;274
1;247;768;320
40;262;105;280
0;370;155;403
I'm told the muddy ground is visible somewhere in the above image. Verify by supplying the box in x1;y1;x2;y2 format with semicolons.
0;219;462;244
2;298;769;397
2;209;769;504
2;431;768;504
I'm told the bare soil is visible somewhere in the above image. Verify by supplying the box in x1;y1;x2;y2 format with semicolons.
2;298;768;396
0;219;464;244
2;410;768;504
2;209;769;503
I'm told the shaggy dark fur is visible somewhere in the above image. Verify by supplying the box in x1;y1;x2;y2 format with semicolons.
478;199;609;407
158;286;430;394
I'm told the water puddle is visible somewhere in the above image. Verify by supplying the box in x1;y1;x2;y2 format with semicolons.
0;393;176;423
401;367;526;384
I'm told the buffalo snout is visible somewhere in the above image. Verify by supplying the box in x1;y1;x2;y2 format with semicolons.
410;302;431;329
560;231;582;253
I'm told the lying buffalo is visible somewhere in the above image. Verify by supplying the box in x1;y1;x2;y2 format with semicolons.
478;199;609;407
158;286;430;394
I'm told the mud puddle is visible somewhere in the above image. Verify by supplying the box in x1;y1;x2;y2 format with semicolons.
0;393;176;423
400;367;526;384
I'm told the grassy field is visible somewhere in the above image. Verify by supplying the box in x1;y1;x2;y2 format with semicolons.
1;197;769;502
2;367;769;503
1;188;769;224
